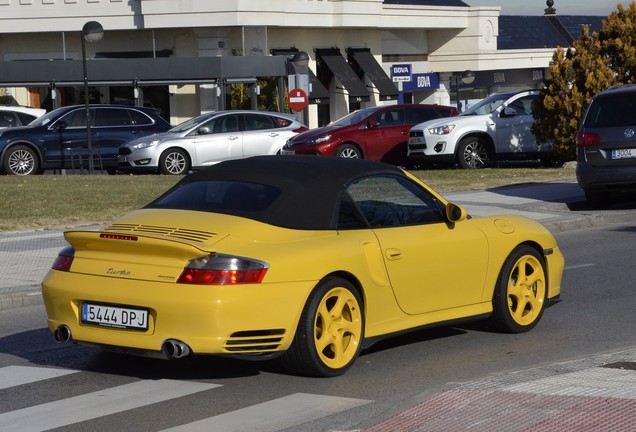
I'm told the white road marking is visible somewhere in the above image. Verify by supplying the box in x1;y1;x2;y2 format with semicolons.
1;379;220;432
0;365;79;390
564;263;596;270
161;392;372;432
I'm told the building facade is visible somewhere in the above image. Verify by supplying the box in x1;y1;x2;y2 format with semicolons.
0;0;558;127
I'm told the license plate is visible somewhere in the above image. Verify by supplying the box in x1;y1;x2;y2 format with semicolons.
82;303;148;330
612;148;636;159
408;137;425;145
280;149;295;155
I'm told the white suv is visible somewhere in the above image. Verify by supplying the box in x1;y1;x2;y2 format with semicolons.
0;105;46;128
408;89;557;168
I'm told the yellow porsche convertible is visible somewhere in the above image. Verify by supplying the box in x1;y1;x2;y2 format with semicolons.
42;155;564;377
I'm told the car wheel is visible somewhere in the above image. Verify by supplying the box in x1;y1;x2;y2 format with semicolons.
457;137;490;169
539;155;565;168
335;144;362;159
491;245;547;333
282;277;364;377
3;145;39;176
159;148;189;175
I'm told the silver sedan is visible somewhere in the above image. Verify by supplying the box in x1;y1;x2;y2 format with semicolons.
118;110;308;175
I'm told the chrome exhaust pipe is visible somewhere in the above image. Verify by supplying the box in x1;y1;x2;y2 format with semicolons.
53;325;72;343
162;339;191;359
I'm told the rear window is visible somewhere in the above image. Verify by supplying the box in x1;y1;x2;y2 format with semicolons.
148;180;280;213
585;92;636;128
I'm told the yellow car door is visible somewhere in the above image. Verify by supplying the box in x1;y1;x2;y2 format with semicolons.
372;221;488;315
345;174;489;316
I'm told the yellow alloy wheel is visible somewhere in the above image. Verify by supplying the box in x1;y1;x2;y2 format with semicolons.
313;286;363;370
282;277;365;377
492;245;547;333
507;254;546;326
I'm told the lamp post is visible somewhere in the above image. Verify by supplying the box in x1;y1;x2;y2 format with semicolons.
452;70;475;113
81;21;104;174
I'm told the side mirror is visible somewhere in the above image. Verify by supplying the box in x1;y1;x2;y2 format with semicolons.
501;107;518;118
197;126;212;135
446;203;467;223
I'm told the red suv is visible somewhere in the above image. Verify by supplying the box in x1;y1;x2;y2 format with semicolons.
281;104;457;166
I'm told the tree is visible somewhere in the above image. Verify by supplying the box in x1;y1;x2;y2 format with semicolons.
532;2;636;161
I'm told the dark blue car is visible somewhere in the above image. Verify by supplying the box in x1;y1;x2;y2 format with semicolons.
0;104;171;175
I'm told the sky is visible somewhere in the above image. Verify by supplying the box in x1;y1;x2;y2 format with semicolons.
467;0;625;16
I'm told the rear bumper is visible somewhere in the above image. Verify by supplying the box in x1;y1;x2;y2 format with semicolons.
41;269;314;357
576;161;636;191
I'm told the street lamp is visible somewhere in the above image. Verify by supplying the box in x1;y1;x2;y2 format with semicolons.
81;21;104;174
452;70;475;113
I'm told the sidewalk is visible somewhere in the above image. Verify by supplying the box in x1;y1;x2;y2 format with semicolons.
0;181;599;311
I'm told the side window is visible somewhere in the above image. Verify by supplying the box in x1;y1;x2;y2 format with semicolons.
59;109;88;127
244;114;277;131
16;112;37;125
0;112;17;127
371;109;403;127
508;95;537;116
129;109;153;125
94;108;132;127
340;175;444;229
212;115;240;134
407;107;437;124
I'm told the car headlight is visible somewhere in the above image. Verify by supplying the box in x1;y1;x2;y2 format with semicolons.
311;135;331;144
427;125;455;135
132;140;160;150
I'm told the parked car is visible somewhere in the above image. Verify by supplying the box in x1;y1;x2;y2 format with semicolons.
42;155;564;377
118;110;308;175
0;104;171;175
576;84;636;208
0;105;46;128
281;104;458;166
408;89;561;169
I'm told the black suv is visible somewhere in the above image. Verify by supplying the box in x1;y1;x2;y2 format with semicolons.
0;105;171;175
576;85;636;207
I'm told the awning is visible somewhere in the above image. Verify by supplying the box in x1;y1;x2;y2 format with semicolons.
347;48;399;101
315;48;370;103
308;69;329;105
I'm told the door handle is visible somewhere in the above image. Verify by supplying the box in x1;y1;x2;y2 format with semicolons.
385;248;402;260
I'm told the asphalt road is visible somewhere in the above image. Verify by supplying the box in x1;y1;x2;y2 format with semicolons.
1;219;635;431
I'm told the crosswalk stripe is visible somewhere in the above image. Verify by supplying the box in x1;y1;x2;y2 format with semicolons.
1;378;220;432
0;366;79;390
161;392;372;432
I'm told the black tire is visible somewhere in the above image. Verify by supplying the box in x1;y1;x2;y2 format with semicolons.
281;277;364;377
2;145;39;176
539;155;566;168
159;148;189;175
335;144;362;159
491;245;547;333
457;137;491;169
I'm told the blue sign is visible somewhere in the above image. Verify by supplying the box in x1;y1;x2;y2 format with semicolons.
391;64;412;82
402;73;440;91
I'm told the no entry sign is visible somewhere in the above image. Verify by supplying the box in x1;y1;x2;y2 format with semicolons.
288;88;308;112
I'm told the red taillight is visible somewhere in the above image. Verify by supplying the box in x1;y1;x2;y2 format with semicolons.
177;254;269;285
292;126;309;133
100;233;138;241
576;131;601;147
52;254;74;272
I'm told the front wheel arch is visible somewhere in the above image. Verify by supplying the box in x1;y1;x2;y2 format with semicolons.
456;135;493;169
2;143;42;176
335;143;363;159
159;147;191;175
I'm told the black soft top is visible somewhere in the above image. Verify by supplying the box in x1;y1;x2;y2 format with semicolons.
152;155;404;230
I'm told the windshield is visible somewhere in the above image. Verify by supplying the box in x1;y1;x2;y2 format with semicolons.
330;107;381;127
460;92;516;116
169;114;215;133
30;110;61;127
